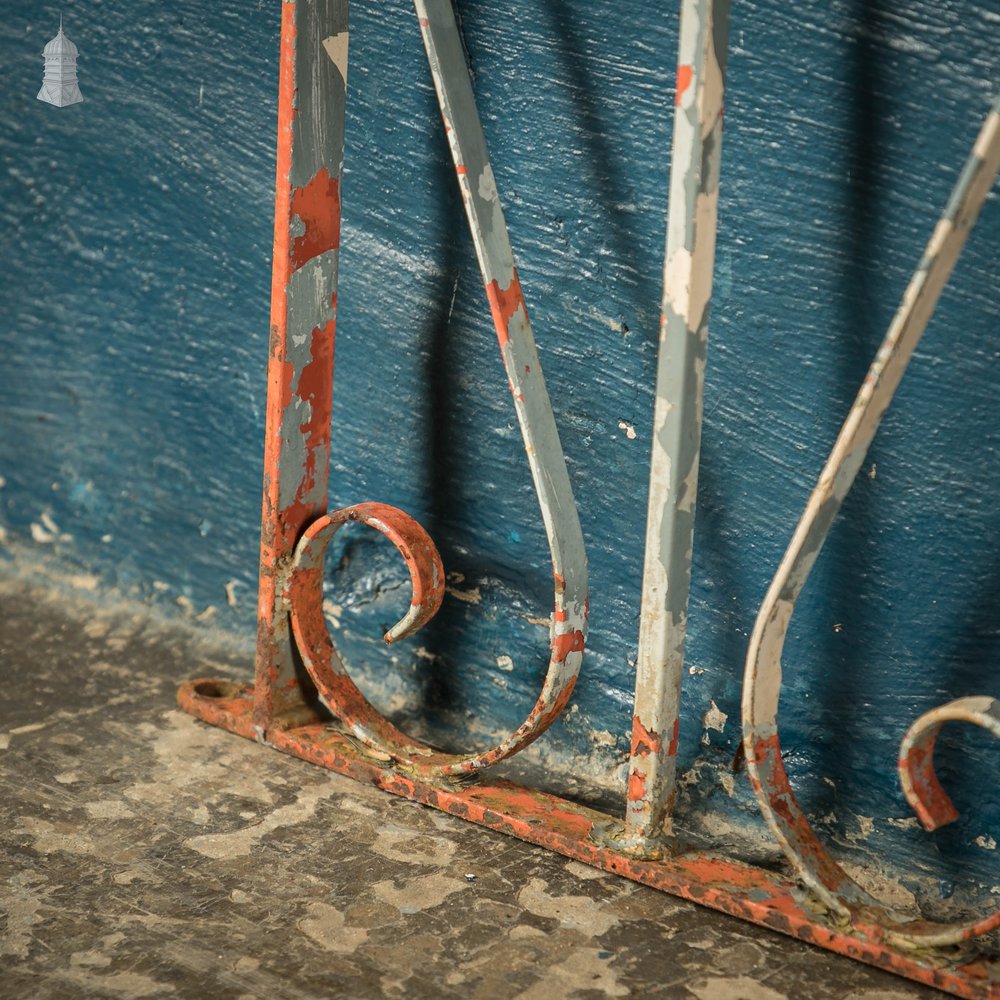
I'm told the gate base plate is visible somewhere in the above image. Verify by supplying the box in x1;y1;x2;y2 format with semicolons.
179;678;999;1000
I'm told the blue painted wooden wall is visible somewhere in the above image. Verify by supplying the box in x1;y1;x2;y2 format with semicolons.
1;0;997;909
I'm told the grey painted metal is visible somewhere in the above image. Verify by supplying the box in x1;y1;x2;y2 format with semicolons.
742;95;1000;947
622;0;729;848
411;0;589;765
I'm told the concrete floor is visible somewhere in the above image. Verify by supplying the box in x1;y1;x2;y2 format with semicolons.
0;579;944;999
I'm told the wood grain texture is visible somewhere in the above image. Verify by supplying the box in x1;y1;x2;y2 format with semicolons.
0;0;997;909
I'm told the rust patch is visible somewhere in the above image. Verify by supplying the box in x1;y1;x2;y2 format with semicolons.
631;716;663;757
484;270;525;350
667;718;680;757
628;769;647;802
675;64;693;105
290;170;341;271
552;629;586;664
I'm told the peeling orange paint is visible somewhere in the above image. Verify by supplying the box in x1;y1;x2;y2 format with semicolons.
552;629;585;664
290;170;341;271
484;270;525;350
631;716;663;757
675;64;693;105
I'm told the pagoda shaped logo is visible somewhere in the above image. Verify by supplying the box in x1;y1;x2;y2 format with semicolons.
37;17;84;108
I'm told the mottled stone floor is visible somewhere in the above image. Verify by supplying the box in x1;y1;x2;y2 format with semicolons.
0;580;942;999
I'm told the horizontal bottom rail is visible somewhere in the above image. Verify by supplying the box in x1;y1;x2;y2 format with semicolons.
179;678;999;1000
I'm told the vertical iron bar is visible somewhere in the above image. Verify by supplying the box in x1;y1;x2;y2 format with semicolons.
255;0;350;730
623;0;729;847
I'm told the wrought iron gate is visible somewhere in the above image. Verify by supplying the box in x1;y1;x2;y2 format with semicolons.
179;2;1000;995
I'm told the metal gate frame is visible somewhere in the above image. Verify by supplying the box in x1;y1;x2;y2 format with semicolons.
179;2;1000;995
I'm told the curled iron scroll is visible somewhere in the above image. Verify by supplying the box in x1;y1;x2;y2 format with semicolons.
898;696;1000;835
285;2;588;777
742;97;1000;947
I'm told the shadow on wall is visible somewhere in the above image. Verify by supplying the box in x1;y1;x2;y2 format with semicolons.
418;78;466;723
542;0;642;294
807;0;890;827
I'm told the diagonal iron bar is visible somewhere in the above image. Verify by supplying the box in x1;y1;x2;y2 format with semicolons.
743;95;1000;949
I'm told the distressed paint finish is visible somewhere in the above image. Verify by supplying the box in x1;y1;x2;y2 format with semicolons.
21;578;980;1000
177;3;1000;975
6;1;1000;892
372;0;590;771
289;501;452;764
255;0;350;727
179;679;1000;1000
898;697;1000;834
742;97;1000;949
623;0;729;848
241;1;588;774
174;2;1000;990
7;0;992;992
